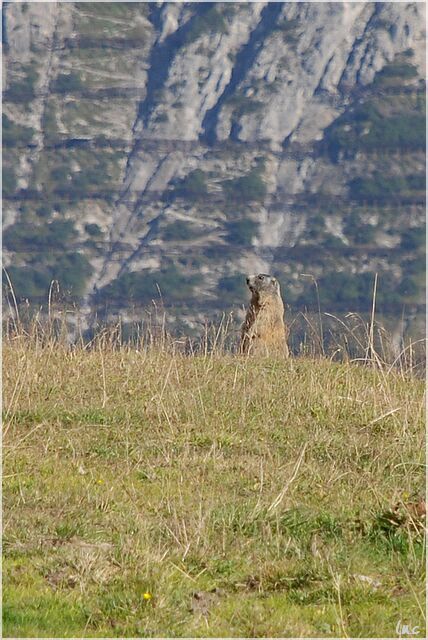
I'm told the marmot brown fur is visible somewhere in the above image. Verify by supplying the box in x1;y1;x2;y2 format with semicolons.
240;273;289;357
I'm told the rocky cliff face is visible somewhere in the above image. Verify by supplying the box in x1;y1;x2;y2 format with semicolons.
3;2;426;345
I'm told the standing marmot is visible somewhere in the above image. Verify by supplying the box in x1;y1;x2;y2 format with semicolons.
240;273;289;357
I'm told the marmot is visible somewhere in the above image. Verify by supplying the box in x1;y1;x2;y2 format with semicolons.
240;273;289;357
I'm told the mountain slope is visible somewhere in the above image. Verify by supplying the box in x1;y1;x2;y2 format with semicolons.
2;1;426;343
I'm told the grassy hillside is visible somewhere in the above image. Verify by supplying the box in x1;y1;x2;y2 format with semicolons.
3;332;425;638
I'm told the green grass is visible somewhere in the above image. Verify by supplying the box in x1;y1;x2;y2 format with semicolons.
3;334;425;637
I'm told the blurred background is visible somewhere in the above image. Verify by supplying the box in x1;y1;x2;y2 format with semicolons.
2;1;426;351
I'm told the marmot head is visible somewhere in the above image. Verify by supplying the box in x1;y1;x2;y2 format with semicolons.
246;273;281;303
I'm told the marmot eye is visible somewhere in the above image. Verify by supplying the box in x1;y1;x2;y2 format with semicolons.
258;275;264;280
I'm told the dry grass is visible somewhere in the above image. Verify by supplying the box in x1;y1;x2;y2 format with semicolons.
2;320;426;637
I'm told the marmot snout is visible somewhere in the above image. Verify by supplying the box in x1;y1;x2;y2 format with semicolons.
240;273;289;357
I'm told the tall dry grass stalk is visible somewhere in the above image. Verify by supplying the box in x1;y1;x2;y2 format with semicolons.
2;276;426;376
